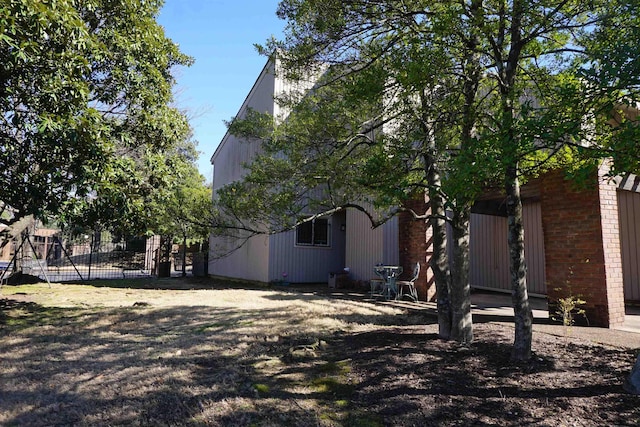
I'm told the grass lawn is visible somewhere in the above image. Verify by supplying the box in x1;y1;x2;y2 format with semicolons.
0;277;638;426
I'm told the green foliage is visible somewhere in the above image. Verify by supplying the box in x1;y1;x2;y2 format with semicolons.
219;1;604;230
149;148;212;243
552;267;588;338
568;0;640;177
63;132;212;244
249;0;638;220
212;0;640;358
0;0;101;223
553;295;587;329
0;0;195;233
252;383;270;395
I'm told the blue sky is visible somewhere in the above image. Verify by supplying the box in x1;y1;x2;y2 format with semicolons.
158;1;284;181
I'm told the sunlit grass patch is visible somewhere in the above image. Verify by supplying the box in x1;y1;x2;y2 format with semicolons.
344;412;385;427
312;376;354;397
252;357;283;370
316;359;352;375
0;279;417;426
252;383;270;395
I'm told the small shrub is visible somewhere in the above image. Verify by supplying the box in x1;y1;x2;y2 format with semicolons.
553;295;587;328
552;267;588;334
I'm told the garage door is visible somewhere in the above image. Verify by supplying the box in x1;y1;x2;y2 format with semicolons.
618;189;640;302
469;202;546;295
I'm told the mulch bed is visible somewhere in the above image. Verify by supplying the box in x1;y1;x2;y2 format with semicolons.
322;323;639;426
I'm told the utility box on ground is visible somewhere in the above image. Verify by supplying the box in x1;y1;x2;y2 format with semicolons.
328;270;350;288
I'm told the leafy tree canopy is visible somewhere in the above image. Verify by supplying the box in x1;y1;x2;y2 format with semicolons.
219;0;640;232
214;0;640;358
0;0;194;231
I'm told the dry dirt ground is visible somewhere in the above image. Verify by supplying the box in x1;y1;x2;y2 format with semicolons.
0;277;638;426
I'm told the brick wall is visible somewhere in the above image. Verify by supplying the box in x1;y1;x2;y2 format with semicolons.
540;166;625;327
597;165;626;326
398;193;437;301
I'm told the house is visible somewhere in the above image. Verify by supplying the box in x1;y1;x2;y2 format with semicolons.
209;59;639;328
0;218;59;265
209;59;399;284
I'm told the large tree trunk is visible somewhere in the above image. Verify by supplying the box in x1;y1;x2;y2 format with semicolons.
505;167;533;362
447;0;479;344
499;3;533;356
424;155;452;340
450;205;473;343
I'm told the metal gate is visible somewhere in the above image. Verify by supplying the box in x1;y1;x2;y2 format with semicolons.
1;231;157;283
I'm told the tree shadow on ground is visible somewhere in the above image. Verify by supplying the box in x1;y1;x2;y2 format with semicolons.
0;291;638;426
214;325;638;426
60;276;259;291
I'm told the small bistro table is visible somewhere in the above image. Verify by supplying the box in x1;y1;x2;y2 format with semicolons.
373;265;403;300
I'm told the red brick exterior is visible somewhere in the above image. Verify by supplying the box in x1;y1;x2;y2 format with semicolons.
398;165;627;327
398;193;437;301
540;166;625;327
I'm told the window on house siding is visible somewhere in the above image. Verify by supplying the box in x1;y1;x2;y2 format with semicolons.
296;218;330;247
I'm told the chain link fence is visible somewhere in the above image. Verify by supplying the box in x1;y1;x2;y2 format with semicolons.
0;228;209;284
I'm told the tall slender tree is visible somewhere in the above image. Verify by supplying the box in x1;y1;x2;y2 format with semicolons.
218;2;494;342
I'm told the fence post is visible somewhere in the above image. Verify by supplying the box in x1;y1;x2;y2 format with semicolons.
87;233;94;281
182;235;187;277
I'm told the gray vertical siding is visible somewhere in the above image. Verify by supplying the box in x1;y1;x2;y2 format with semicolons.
209;62;277;282
209;60;339;282
210;234;271;283
618;190;640;301
345;209;384;282
268;211;346;283
469;213;510;291
383;216;399;266
469;202;546;295
210;63;276;192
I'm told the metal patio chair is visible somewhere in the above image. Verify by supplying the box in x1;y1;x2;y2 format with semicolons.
397;262;420;301
370;266;386;298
